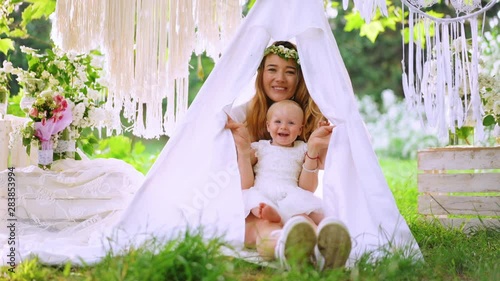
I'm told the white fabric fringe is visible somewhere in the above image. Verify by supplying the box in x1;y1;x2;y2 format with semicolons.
51;0;243;138
51;0;104;52
401;1;496;142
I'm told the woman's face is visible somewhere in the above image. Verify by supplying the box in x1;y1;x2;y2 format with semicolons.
262;54;299;102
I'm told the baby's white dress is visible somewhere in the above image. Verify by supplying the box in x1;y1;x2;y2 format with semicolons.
242;140;323;222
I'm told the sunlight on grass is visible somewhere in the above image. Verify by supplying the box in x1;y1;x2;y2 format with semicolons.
378;158;419;222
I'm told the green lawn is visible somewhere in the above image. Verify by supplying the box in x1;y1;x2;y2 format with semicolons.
2;158;499;281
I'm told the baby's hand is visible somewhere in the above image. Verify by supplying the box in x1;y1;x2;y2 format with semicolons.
318;120;331;127
308;123;335;152
225;115;251;153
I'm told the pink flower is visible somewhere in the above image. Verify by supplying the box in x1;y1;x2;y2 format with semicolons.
29;107;39;118
54;95;64;103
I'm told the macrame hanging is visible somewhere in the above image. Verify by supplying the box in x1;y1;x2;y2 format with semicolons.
401;0;498;141
51;0;243;138
345;0;388;22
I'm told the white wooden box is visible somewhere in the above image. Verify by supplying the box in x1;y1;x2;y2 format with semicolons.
417;146;500;230
0;116;37;171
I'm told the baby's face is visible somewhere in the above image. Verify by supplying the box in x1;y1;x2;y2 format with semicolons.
266;104;303;147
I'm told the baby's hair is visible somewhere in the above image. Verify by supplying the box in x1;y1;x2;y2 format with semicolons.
266;100;305;124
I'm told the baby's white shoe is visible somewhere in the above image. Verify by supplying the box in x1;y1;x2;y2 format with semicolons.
315;217;351;271
275;216;316;270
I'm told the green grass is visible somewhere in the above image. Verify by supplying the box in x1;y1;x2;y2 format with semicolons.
2;158;499;280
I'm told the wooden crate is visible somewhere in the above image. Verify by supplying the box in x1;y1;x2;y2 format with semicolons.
417;146;500;230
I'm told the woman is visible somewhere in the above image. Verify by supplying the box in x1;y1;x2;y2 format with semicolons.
226;41;351;270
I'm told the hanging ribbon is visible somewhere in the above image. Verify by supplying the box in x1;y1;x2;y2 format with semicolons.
401;0;498;141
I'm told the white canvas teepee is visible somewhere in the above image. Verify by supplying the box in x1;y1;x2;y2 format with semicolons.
112;0;422;265
0;0;421;266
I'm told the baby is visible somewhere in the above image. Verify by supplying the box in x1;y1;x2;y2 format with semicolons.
242;100;324;224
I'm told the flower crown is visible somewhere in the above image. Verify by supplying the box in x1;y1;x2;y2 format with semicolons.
264;45;300;65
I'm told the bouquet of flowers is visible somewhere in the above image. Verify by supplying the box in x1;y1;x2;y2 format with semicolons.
22;91;73;168
5;46;117;163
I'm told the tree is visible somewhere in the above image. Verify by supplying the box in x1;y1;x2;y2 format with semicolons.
0;0;55;94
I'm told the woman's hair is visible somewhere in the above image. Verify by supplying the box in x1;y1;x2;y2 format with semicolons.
246;41;324;142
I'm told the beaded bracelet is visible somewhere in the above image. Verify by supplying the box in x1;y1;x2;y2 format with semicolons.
302;163;319;173
305;151;320;160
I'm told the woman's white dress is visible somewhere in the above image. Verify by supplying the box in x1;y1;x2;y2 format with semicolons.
243;140;322;222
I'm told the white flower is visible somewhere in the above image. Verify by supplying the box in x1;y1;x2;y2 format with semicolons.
494;101;500;114
87;89;101;101
72;102;86;125
54;60;65;70
40;89;53;98
1;61;14;73
49;76;59;86
67;51;77;62
89;107;105;125
41;70;50;79
20;46;36;55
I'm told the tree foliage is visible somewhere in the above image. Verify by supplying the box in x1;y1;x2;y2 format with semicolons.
0;0;55;56
1;0;55;95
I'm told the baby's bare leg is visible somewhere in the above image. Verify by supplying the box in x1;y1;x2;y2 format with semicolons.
250;206;262;218
250;203;281;223
308;211;324;225
260;203;281;223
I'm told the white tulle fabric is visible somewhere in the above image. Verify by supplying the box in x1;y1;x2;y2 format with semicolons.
0;0;421;266
242;140;323;222
0;159;144;265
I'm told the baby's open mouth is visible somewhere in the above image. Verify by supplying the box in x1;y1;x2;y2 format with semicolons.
278;133;289;137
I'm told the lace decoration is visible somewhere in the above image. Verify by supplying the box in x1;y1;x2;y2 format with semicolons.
38;149;54;165
406;0;438;9
54;140;76;153
450;0;482;14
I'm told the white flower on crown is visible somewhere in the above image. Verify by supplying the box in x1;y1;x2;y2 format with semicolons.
264;45;300;65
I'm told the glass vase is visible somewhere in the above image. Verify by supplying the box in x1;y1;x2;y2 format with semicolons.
38;141;53;170
54;128;76;160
